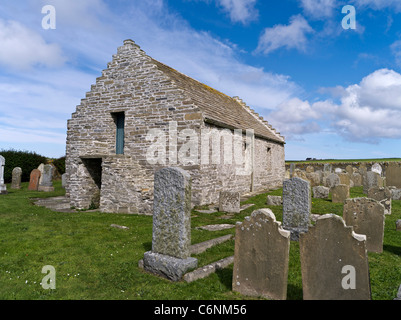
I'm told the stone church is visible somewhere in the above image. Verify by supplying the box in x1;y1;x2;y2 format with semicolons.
65;39;285;214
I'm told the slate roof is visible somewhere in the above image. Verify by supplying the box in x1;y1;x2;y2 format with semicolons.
151;59;285;144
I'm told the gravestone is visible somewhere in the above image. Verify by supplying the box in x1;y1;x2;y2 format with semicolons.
306;172;320;187
396;220;401;231
143;167;197;281
363;171;382;194
352;173;362;187
338;173;351;186
38;164;54;192
219;191;240;213
37;163;45;185
367;186;392;215
28;169;41;191
289;163;295;178
343;197;385;253
232;209;290;300
345;165;354;176
300;214;371;300
0;156;7;194
313;186;329;199
386;162;401;188
391;188;401;200
282;177;311;241
331;184;350;204
325;173;340;189
11;167;22;189
61;173;66;188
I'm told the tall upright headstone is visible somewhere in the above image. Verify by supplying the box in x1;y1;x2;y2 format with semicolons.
282;177;311;241
300;214;371;300
0;156;7;194
38;164;54;192
11;167;22;189
343;197;385;253
143;167;197;281
232;209;290;300
28;169;41;191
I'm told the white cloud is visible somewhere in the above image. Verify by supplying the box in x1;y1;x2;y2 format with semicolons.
216;0;258;24
256;15;314;55
299;0;337;19
270;69;401;143
0;19;66;70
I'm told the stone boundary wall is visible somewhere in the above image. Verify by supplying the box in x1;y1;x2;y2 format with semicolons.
285;161;401;176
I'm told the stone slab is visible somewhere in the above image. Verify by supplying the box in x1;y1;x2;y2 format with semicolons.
143;251;198;282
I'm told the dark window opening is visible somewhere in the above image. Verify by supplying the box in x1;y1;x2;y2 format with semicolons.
112;112;125;154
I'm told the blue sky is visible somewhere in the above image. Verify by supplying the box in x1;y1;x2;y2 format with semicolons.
1;0;401;160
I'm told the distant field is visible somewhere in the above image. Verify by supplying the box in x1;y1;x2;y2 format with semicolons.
286;158;401;164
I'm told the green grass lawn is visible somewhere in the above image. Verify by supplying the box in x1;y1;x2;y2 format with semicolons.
0;182;400;300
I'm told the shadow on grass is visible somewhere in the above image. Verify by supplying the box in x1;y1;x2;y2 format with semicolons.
143;241;152;252
215;267;233;290
383;244;401;256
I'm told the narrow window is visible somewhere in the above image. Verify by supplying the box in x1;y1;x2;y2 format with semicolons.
112;112;125;154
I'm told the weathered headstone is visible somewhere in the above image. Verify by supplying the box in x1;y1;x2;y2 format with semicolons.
331;184;350;204
38;164;54;192
325;173;340;189
232;209;290;300
282;177;311;241
352;173;362;187
367;186;392;215
11;167;22;189
289;163;295;178
334;168;343;173
219;191;240;213
300;214;371;300
37;163;45;185
338;173;351;186
363;171;382;194
61;173;66;188
313;186;329;199
306;172;320;187
390;188;401;200
345;165;354;176
28;169;41;191
267;195;282;206
386;162;401;188
305;165;314;173
0;155;7;194
143;167;197;281
343;197;385;253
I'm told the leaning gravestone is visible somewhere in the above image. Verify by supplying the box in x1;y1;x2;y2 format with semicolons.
38;164;54;192
343;197;385;253
300;214;371;300
367;186;392;215
143;167;197;281
11;167;22;189
282;177;311;241
0;156;7;194
232;209;290;300
28;169;41;191
219;191;240;213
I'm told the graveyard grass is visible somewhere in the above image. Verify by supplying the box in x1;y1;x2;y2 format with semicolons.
1;182;401;300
